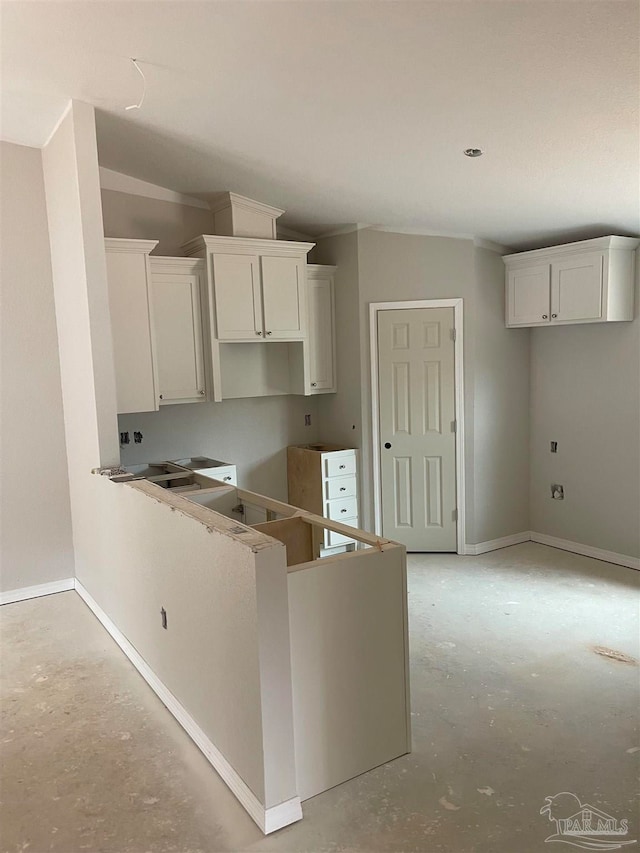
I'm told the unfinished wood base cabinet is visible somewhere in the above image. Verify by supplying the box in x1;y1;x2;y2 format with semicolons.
504;236;639;327
287;444;359;555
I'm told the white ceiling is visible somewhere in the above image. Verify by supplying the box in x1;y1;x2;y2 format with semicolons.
2;1;638;249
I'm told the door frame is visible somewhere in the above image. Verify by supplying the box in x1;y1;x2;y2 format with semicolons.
369;299;465;553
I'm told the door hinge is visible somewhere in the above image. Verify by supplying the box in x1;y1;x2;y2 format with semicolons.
451;419;457;433
450;328;457;341
452;508;458;522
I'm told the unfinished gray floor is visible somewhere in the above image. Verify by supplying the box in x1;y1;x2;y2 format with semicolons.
2;543;639;853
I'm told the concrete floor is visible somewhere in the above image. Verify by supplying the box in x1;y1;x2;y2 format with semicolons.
1;542;639;853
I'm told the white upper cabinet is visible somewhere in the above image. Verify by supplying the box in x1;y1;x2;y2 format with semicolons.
306;265;337;393
212;253;262;339
261;255;306;339
105;238;159;415
504;236;639;328
149;258;207;405
183;235;313;341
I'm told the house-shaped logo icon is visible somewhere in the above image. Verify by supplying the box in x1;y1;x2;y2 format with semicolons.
540;792;637;850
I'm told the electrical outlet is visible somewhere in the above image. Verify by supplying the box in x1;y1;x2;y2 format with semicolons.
550;441;558;453
305;414;311;426
551;484;564;500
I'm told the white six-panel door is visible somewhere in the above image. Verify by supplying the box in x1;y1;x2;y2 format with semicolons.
377;308;457;551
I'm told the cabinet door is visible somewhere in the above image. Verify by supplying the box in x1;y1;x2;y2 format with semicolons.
551;252;604;322
506;264;551;326
261;255;305;339
151;271;206;404
308;278;335;391
212;253;262;340
106;251;159;414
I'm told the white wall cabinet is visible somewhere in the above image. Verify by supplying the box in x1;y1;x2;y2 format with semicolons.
149;258;207;405
504;236;639;328
187;237;311;343
105;238;160;414
306;265;337;394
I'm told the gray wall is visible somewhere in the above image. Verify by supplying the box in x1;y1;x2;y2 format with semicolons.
473;247;530;542
312;231;363;450
315;230;532;547
529;259;640;557
0;141;74;593
119;396;318;502
101;188;215;256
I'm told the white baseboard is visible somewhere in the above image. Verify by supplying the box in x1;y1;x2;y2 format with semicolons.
462;532;532;556
530;532;640;571
74;581;302;834
0;577;75;606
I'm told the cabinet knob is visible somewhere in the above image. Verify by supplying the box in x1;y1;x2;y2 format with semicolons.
340;487;346;492
341;508;348;514
384;442;392;449
542;314;548;319
551;313;558;318
159;394;164;400
199;390;205;395
223;476;232;481
266;331;272;336
255;331;262;336
311;382;317;387
339;464;346;469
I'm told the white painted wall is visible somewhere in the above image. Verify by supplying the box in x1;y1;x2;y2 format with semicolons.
0;141;74;592
42;102;298;818
529;256;640;558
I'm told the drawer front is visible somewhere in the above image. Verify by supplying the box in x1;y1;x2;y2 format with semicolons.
325;454;356;478
325;520;358;548
326;496;358;520
325;475;357;501
197;465;237;485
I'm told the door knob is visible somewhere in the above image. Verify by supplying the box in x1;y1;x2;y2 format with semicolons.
384;442;392;449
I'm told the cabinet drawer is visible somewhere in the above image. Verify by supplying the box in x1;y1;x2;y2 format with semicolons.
198;465;237;485
325;520;358;548
324;454;356;478
326;496;358;520
325;476;357;501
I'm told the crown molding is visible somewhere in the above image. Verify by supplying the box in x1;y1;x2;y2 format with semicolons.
209;191;284;219
306;264;337;277
104;237;159;254
182;234;315;257
99;167;211;211
503;235;640;262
